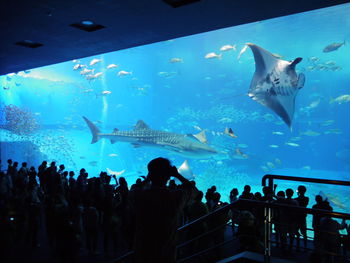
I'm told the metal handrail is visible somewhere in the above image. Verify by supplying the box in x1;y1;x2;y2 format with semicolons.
112;199;350;263
261;174;350;263
178;202;231;232
111;250;134;263
177;236;237;263
177;221;232;249
262;174;350;187
113;175;350;263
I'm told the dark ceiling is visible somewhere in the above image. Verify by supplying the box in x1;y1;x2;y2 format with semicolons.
1;0;348;75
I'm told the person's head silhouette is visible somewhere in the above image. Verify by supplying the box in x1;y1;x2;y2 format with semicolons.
147;157;173;187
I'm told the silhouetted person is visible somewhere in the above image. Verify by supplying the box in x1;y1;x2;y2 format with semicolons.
129;157;197;263
184;191;208;255
6;159;12;173
274;190;287;249
68;171;76;188
312;194;331;249
38;161;47;189
285;188;298;249
168;179;177;190
58;164;65;175
25;178;42;248
18;162;29;186
208;191;229;260
318;208;346;263
76;168;87;196
294;185;309;250
83;200;99;254
240;185;254;200
205;185;217;211
237;210;263;253
130;178;142;190
229;188;239;234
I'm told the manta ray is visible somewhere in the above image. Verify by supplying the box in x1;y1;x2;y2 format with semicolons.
247;43;305;128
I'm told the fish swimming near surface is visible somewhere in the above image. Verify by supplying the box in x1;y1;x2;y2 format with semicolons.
101;90;112;95
285;142;300;147
117;70;132;77
272;131;284;135
107;64;118;69
324;128;342;135
83;117;218;158
169;58;183;63
73;64;85;70
330;94;350;104
220;44;236;52
247;43;305;128
80;68;94;75
205;52;222;59
234;148;248;159
323;41;345;53
237;45;248;60
90;58;102;66
300;130;321;136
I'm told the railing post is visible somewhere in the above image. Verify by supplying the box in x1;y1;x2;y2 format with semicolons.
264;176;273;263
264;204;272;263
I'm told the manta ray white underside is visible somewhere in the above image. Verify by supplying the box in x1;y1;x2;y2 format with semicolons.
247;43;305;128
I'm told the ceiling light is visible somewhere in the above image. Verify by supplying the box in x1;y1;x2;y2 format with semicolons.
70;20;105;32
15;40;43;48
81;20;94;26
163;0;200;8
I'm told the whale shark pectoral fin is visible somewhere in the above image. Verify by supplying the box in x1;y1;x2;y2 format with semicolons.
297;73;305;89
110;139;117;144
132;143;142;148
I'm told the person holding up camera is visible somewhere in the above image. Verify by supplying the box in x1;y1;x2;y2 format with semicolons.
129;157;198;263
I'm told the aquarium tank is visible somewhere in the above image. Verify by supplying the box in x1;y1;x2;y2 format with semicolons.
1;4;349;211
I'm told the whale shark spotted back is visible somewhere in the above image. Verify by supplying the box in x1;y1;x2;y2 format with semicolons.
82;116;217;158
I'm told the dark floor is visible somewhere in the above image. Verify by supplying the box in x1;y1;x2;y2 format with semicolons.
5;221;350;263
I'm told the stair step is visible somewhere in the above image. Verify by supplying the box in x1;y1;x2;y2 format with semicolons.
216;251;297;263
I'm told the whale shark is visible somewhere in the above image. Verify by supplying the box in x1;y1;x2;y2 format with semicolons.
83;116;217;158
247;43;305;128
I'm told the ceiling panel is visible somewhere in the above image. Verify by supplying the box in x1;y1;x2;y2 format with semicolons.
0;0;348;75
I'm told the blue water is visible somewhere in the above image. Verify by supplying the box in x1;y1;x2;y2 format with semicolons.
1;4;350;210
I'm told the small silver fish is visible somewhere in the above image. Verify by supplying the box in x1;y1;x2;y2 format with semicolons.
323;41;345;53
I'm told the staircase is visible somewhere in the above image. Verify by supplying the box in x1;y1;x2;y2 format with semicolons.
112;174;350;263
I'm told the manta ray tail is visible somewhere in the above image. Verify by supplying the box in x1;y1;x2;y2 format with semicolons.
83;116;100;144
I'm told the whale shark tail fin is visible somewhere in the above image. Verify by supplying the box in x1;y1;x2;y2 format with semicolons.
83;116;100;144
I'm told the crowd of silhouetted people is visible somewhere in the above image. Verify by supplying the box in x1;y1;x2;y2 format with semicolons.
0;157;349;263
